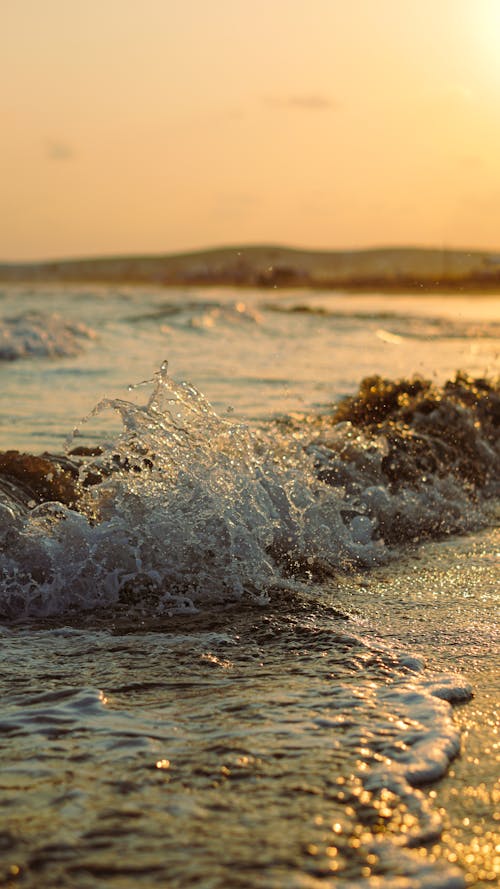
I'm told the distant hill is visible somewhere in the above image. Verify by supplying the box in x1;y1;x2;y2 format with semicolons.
2;245;500;290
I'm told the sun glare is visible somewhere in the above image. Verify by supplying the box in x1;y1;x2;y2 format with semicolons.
472;1;500;77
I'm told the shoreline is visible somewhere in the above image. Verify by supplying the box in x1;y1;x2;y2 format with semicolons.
326;522;499;888
3;279;500;295
2;521;498;886
2;244;500;292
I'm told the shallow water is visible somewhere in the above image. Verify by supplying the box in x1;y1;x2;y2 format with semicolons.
1;528;497;888
0;285;498;887
0;286;498;452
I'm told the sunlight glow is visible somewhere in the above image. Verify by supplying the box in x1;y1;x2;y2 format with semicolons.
471;1;500;77
3;1;500;257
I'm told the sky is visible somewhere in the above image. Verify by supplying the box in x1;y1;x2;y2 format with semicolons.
3;0;500;260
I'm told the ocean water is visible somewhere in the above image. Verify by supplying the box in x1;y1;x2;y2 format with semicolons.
0;284;498;888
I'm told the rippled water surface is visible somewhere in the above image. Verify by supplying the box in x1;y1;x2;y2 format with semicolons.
0;286;498;451
0;285;498;887
1;528;498;888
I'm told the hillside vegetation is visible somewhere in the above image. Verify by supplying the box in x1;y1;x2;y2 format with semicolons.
2;245;500;290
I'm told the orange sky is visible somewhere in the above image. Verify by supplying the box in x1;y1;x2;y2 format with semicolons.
2;0;500;260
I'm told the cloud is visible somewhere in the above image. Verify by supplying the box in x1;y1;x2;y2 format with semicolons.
263;94;335;111
46;140;75;161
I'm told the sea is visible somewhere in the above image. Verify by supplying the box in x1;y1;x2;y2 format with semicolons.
0;283;498;888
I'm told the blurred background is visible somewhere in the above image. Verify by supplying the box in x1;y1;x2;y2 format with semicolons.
2;0;500;261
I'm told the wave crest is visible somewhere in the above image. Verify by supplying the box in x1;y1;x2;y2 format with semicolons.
0;367;498;619
0;311;96;360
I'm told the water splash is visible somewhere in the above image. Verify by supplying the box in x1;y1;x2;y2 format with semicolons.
0;366;497;619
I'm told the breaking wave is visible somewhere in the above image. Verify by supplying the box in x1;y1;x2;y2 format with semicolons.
0;365;498;619
0;311;96;360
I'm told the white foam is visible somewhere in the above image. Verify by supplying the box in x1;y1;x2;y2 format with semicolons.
0;364;491;618
0;311;96;360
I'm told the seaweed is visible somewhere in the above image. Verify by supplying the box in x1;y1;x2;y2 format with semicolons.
330;372;500;495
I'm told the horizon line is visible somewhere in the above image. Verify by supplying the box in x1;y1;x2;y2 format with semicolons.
2;242;500;266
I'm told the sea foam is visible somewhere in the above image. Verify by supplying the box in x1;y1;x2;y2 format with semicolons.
0;364;497;619
0;311;96;360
